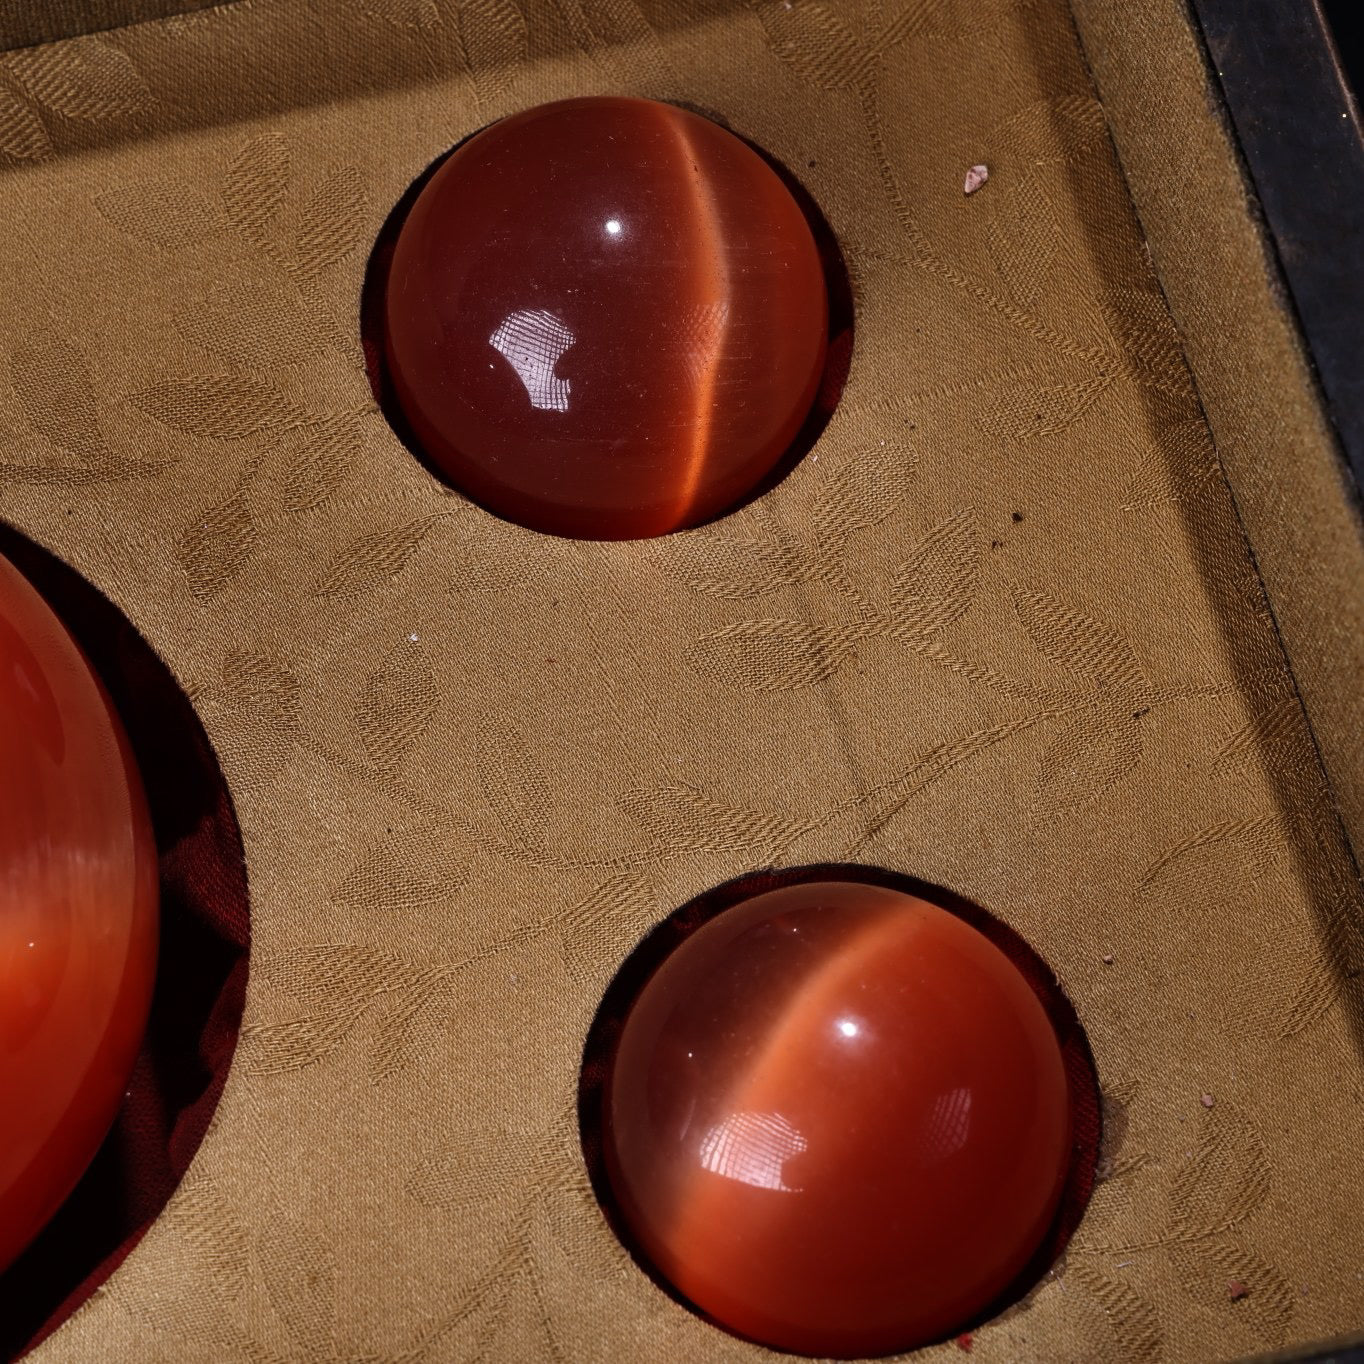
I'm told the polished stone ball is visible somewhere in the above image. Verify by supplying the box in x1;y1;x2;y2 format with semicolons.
384;96;828;540
0;552;158;1274
599;880;1072;1356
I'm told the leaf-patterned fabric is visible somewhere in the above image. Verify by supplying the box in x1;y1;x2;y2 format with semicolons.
1;0;1362;1360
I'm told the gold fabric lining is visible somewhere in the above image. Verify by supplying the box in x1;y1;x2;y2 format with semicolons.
1071;0;1364;922
0;0;224;54
1;0;1361;1359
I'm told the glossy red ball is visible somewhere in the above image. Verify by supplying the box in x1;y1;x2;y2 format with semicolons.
384;96;828;540
0;552;158;1274
600;881;1072;1357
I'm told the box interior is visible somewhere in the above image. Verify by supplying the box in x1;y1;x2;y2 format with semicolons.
2;0;1363;1359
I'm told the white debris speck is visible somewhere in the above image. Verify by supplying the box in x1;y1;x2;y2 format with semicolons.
964;164;989;195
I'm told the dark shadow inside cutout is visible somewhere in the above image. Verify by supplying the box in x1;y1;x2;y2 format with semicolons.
0;525;251;1362
359;102;855;539
578;863;1101;1359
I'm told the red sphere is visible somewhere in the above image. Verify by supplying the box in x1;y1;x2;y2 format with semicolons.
384;96;828;540
0;553;158;1274
600;881;1071;1357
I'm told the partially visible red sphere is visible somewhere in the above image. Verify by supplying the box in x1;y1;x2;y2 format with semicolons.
383;96;829;540
0;552;158;1274
600;881;1072;1357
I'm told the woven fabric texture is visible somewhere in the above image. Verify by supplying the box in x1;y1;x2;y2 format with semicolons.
1071;0;1364;916
1;0;1362;1360
0;1;221;53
